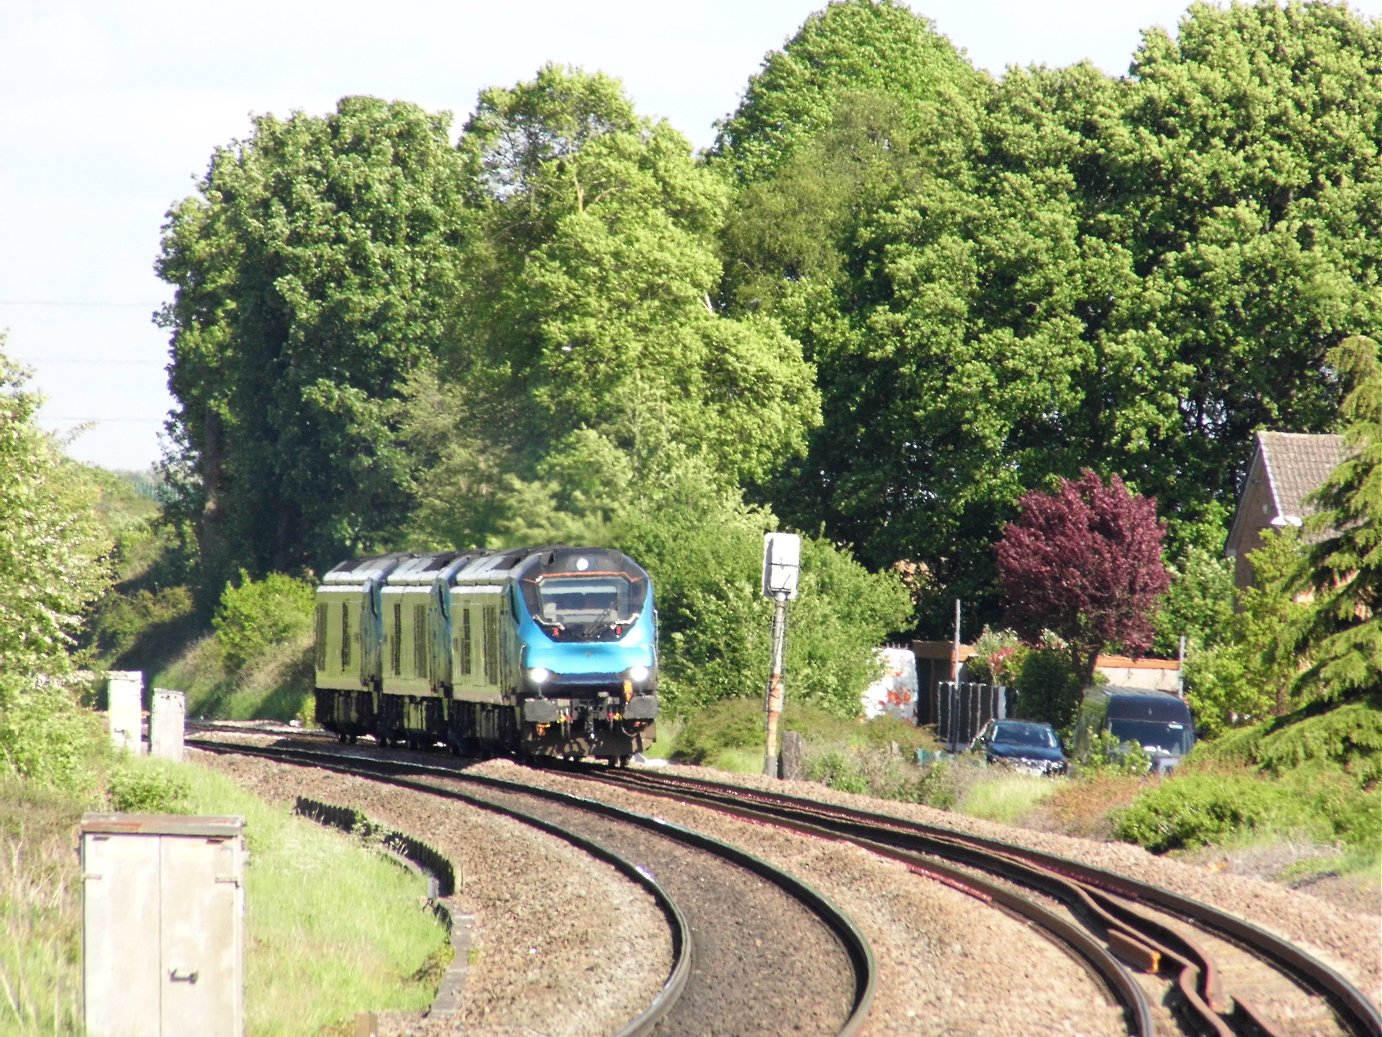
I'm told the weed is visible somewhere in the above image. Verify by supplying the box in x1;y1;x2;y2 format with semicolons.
1044;774;1145;840
106;756;191;813
0;777;85;1036
959;772;1058;824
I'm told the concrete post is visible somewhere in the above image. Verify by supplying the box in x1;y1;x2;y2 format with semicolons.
107;671;144;754
150;690;186;761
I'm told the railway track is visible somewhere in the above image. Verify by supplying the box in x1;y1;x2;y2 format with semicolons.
189;736;875;1036
587;766;1382;1037
186;727;1378;1036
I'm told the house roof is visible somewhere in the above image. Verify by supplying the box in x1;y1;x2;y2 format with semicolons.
1257;431;1346;523
1226;431;1346;558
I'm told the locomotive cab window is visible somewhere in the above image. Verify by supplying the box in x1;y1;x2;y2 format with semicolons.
521;574;645;637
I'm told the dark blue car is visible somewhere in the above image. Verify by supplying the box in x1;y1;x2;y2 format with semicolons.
971;719;1068;775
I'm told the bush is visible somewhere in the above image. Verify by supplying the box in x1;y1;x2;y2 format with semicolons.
0;675;110;798
965;626;1021;685
1076;731;1151;777
1112;767;1380;853
671;698;771;765
1011;647;1081;730
1112;773;1280;851
213;571;315;673
670;697;948;803
107;757;192;813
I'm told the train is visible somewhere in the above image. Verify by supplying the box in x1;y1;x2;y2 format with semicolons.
313;545;659;764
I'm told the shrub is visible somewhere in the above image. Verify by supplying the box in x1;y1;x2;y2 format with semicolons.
966;626;1021;685
1076;731;1151;777
0;675;110;798
671;698;769;765
1011;647;1082;730
803;743;962;806
807;749;871;795
1112;773;1280;851
213;571;315;673
1112;767;1380;853
107;757;192;813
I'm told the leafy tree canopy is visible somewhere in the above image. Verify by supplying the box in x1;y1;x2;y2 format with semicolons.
432;65;820;502
709;0;984;185
157;96;471;598
0;338;113;677
0;335;115;792
1129;0;1382;510
995;470;1171;687
1184;528;1309;737
719;0;1381;636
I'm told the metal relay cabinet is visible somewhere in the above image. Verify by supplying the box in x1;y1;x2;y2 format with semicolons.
81;814;246;1037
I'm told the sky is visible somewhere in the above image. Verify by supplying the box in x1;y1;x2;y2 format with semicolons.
2;1;1378;474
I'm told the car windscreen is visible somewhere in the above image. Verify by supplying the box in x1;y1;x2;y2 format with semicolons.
1108;717;1193;755
996;723;1058;748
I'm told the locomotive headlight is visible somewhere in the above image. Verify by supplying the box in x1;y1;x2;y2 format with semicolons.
528;666;552;684
626;665;650;683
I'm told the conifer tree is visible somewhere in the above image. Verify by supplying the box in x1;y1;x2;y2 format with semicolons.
1293;335;1382;704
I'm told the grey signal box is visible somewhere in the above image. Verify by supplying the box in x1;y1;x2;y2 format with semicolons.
762;532;801;600
81;814;246;1037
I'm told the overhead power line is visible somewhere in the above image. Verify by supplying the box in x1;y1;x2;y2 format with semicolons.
38;416;166;425
0;300;162;308
15;355;165;366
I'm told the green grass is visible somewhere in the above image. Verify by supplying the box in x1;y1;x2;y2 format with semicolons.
0;778;86;1036
176;763;448;1035
154;632;314;723
1;759;449;1036
708;746;770;774
957;771;1060;824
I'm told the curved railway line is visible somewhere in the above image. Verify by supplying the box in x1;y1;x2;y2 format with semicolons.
589;766;1382;1037
190;735;875;1037
187;727;1380;1037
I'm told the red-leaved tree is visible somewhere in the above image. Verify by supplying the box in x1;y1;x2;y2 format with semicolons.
995;470;1171;688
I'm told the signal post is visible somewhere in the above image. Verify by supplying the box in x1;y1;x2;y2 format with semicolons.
761;532;800;778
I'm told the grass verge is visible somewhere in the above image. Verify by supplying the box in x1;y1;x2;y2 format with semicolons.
1;758;448;1036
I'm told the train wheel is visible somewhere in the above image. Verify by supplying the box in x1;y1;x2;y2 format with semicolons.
337;732;347;744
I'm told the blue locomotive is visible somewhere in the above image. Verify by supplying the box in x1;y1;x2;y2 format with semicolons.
314;545;658;763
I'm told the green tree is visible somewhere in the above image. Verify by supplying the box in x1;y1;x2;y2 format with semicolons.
157;97;471;600
0;342;112;676
1153;543;1236;658
410;65;820;545
609;458;913;720
0;337;114;792
730;55;1188;626
1184;530;1308;737
718;1;1382;633
709;0;984;186
1293;335;1382;704
1128;1;1382;518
